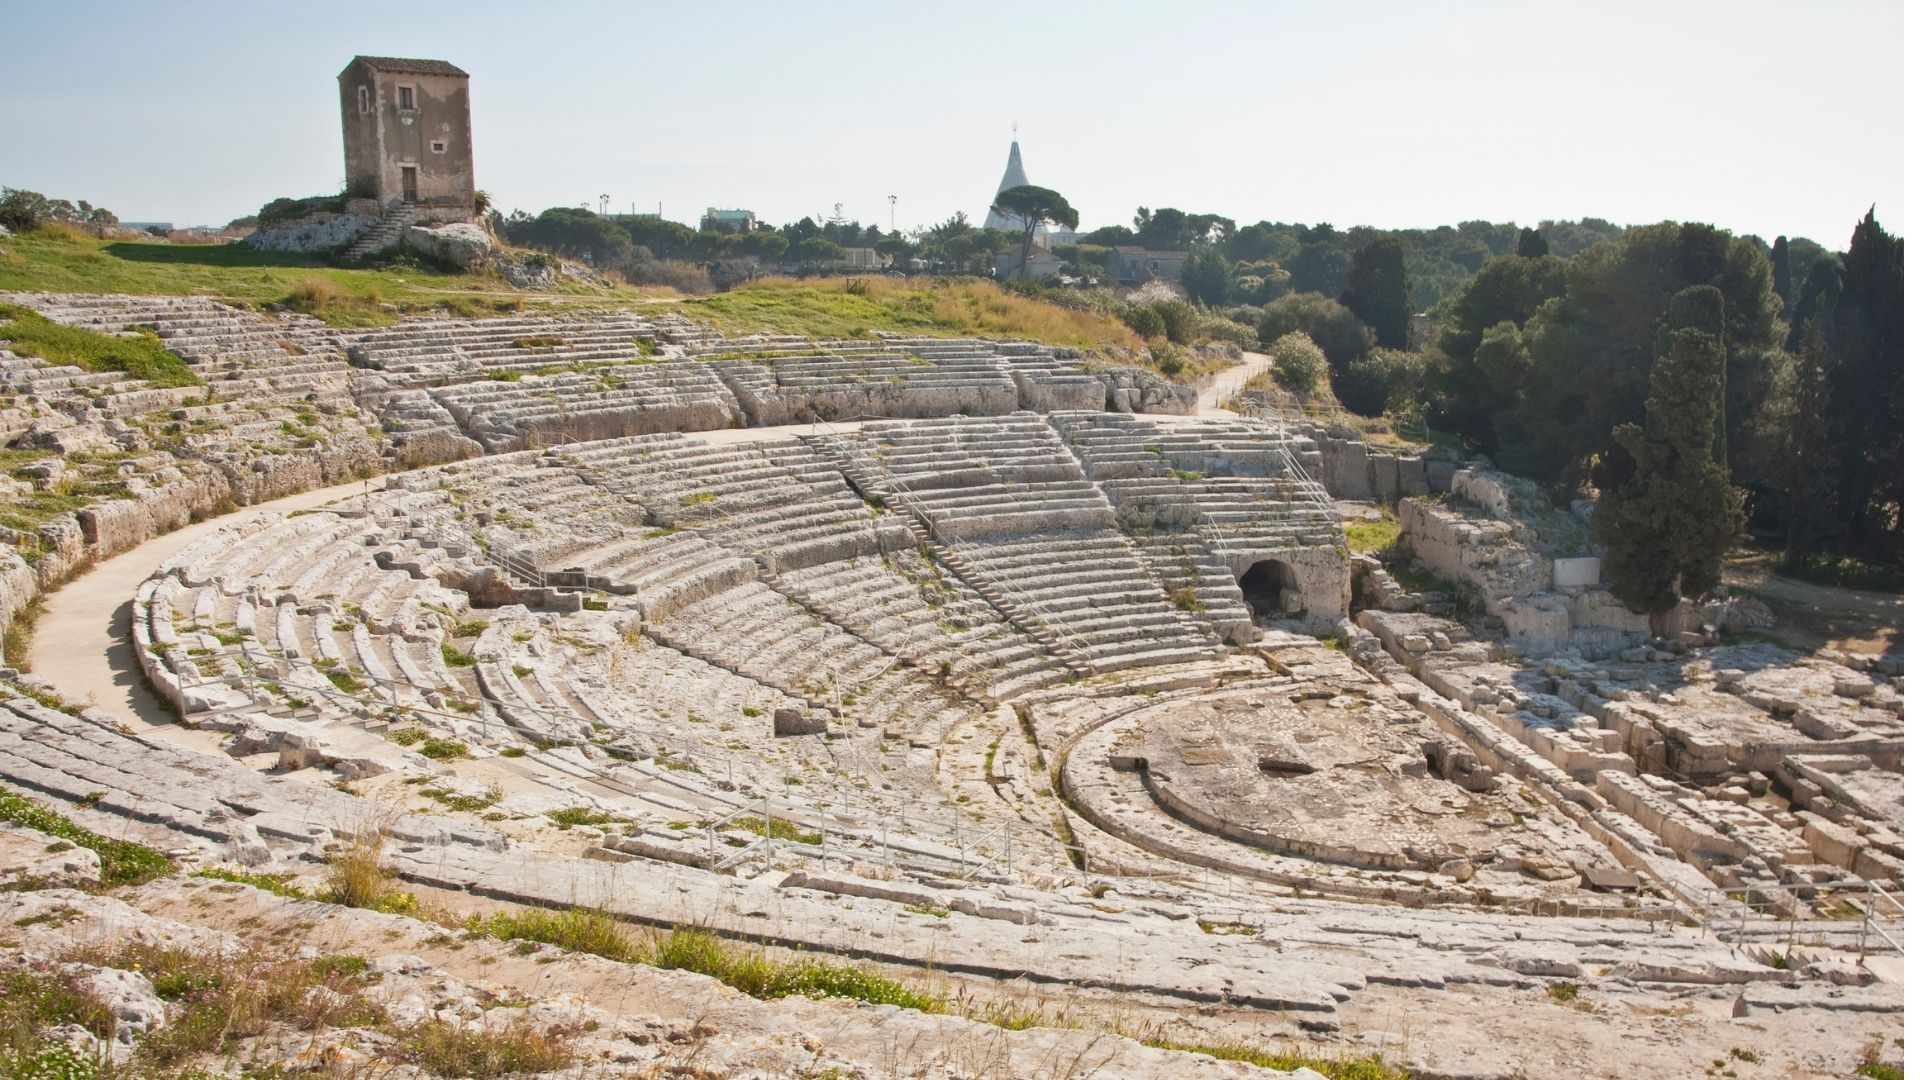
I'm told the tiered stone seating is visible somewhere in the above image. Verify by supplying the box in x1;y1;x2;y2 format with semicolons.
993;342;1108;411
777;551;1064;702
135;510;512;748
839;414;1221;672
575;435;909;567
5;292;353;403
0;346;203;423
427;364;739;451
708;343;1019;424
347;313;658;385
1050;411;1347;633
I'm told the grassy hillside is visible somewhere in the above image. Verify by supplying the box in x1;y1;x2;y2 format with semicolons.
0;228;611;326
0;229;1144;350
681;276;1142;349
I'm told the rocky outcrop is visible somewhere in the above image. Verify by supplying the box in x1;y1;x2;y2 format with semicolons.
402;222;494;269
243;212;373;254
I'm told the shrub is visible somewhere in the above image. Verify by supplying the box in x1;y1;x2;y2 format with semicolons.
1196;313;1257;350
1122;305;1166;340
1150;299;1201;345
257;193;348;225
1339;347;1426;417
1265;331;1334;401
1256;292;1374;371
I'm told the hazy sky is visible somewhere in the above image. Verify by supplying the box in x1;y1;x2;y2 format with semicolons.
2;0;1903;248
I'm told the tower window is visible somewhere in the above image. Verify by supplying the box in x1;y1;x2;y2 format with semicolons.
430;140;446;154
397;85;415;111
357;86;369;114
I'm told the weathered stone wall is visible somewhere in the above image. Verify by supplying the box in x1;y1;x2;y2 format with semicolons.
1292;422;1443;503
243;213;373;254
1397;466;1654;654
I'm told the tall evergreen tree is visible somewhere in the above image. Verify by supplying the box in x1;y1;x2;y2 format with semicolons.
1180;248;1233;306
1768;236;1793;308
1775;309;1837;566
1786;253;1842;352
1515;227;1551;258
1339;237;1411;348
1590;286;1747;619
1825;207;1904;560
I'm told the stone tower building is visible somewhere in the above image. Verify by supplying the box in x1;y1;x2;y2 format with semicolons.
338;56;474;221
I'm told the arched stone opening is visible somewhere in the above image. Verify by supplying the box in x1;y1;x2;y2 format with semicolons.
1239;559;1303;620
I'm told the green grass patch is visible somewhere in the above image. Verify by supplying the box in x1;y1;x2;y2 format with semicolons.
191;866;311;899
0;966;116;1077
1144;1038;1408;1079
440;643;478;667
2;596;46;670
417;737;469;761
467;906;646;963
721;816;822;845
0;789;174;887
1779;553;1902;593
324;669;365;693
0;230;611;326
0;303;200;387
544;806;628;830
651;924;943;1011
1382;556;1448;595
1343;518;1402;554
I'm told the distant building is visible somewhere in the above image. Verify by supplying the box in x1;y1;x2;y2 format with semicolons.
983;137;1041;234
701;208;757;233
1108;246;1188;286
995;245;1062;281
1409;312;1433;351
839;247;882;271
338;56;474;221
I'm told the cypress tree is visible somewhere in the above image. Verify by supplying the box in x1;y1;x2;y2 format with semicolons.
1339;237;1411;349
1516;227;1551;258
1768;235;1792;308
1590;286;1747;619
1778;310;1837;567
1826;207;1904;560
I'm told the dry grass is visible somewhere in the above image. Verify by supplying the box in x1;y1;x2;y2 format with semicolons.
680;275;1142;349
67;941;387;1070
323;822;418;914
405;1016;579;1078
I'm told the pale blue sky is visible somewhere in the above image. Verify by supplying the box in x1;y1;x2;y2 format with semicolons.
1;0;1902;247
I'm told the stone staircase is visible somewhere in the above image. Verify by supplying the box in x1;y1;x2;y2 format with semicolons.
341;203;422;263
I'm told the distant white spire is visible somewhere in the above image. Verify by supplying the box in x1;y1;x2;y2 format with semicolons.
984;132;1034;232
